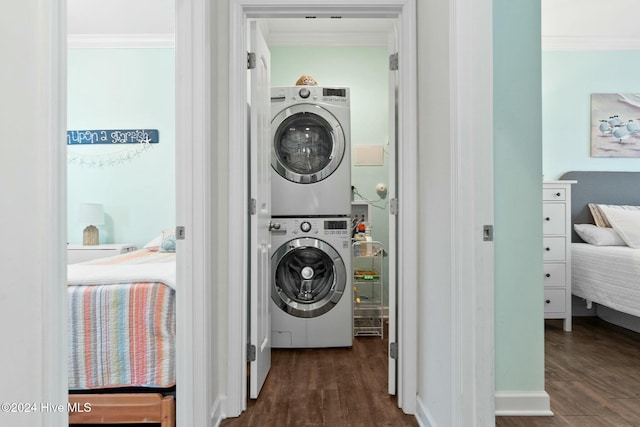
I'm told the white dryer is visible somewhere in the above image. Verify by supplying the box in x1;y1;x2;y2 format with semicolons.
271;86;351;217
270;217;352;348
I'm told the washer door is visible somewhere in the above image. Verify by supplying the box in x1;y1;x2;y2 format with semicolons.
272;237;347;318
271;104;345;184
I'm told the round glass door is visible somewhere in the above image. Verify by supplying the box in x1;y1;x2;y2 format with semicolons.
271;238;346;318
271;104;345;184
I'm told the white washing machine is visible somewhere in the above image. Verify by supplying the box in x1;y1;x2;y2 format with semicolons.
271;86;351;217
270;217;352;348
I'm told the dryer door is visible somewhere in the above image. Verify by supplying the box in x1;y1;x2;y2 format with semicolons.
271;104;345;184
272;237;346;318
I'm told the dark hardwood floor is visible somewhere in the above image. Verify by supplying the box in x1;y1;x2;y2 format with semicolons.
221;324;418;427
497;317;640;426
222;317;640;427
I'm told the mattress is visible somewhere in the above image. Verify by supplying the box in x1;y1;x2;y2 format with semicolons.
572;243;640;318
68;249;176;389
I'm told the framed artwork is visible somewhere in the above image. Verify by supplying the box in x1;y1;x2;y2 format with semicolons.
591;93;640;158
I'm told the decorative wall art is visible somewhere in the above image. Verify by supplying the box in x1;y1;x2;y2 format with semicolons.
66;129;159;167
591;93;640;158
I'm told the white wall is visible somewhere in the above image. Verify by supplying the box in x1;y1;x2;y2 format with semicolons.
417;0;454;423
0;1;67;426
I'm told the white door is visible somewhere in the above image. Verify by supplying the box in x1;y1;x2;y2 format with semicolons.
387;26;398;396
249;20;272;399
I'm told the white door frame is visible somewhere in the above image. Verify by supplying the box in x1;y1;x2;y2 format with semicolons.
227;0;418;416
45;0;494;425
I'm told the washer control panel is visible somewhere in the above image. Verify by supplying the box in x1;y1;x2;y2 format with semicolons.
283;218;349;236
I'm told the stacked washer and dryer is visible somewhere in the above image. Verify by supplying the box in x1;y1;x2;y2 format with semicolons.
270;86;353;348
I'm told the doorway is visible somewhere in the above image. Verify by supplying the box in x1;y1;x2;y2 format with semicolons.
249;15;398;405
227;0;419;418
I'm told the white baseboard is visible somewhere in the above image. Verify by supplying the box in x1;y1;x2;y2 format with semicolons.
495;391;553;416
210;396;225;427
415;396;436;427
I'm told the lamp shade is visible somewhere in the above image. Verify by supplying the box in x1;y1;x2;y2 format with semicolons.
78;203;104;226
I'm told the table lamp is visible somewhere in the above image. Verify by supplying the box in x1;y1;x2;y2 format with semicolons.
79;203;104;245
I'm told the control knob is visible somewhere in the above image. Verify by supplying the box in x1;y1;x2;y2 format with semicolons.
300;221;312;232
299;88;311;98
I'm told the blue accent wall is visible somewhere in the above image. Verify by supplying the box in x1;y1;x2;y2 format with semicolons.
67;48;175;248
494;0;545;392
543;50;640;179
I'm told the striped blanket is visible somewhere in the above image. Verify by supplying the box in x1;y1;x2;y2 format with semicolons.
68;249;176;389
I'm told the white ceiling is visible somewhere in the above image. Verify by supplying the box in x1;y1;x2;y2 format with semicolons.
541;0;640;39
67;0;640;47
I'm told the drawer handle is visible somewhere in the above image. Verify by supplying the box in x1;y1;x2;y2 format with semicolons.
545;299;551;304
544;217;551;222
555;192;561;197
545;273;551;278
545;247;551;251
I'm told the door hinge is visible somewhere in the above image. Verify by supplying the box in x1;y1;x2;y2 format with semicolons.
176;226;186;240
249;198;257;215
247;52;256;70
389;52;399;71
389;342;398;360
247;344;256;362
483;224;494;242
390;198;398;215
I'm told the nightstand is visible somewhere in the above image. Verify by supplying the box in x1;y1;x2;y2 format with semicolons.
67;243;137;264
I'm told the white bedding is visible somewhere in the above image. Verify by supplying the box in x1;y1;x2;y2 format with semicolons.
67;249;177;289
572;243;640;317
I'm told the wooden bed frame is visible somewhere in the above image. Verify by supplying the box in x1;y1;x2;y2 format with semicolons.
68;393;175;426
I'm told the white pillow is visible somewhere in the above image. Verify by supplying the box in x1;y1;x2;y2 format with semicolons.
590;204;640;228
573;224;626;246
599;206;640;248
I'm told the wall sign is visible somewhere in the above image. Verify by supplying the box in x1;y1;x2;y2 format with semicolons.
67;129;159;168
67;129;159;145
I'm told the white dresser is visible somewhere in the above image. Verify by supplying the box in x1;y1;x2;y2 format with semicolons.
67;243;136;264
543;180;576;332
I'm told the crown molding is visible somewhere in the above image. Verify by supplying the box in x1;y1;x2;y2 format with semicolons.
67;33;175;49
267;31;388;47
543;35;640;51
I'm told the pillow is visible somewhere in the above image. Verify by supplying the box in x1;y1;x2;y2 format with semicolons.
588;204;611;227
160;229;176;252
143;233;164;250
599;206;640;248
573;224;626;246
589;204;640;228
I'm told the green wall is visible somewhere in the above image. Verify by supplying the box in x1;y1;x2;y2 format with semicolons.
494;0;545;392
270;46;391;305
543;50;640;179
67;48;175;249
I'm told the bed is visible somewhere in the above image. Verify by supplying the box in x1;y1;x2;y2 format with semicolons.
67;246;176;426
561;171;640;332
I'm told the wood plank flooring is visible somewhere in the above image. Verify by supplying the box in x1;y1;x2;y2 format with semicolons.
221;325;418;427
497;317;640;426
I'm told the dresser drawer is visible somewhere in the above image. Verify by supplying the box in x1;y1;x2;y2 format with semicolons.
543;203;566;235
543;188;566;201
543;263;566;287
544;289;566;313
543;237;566;261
